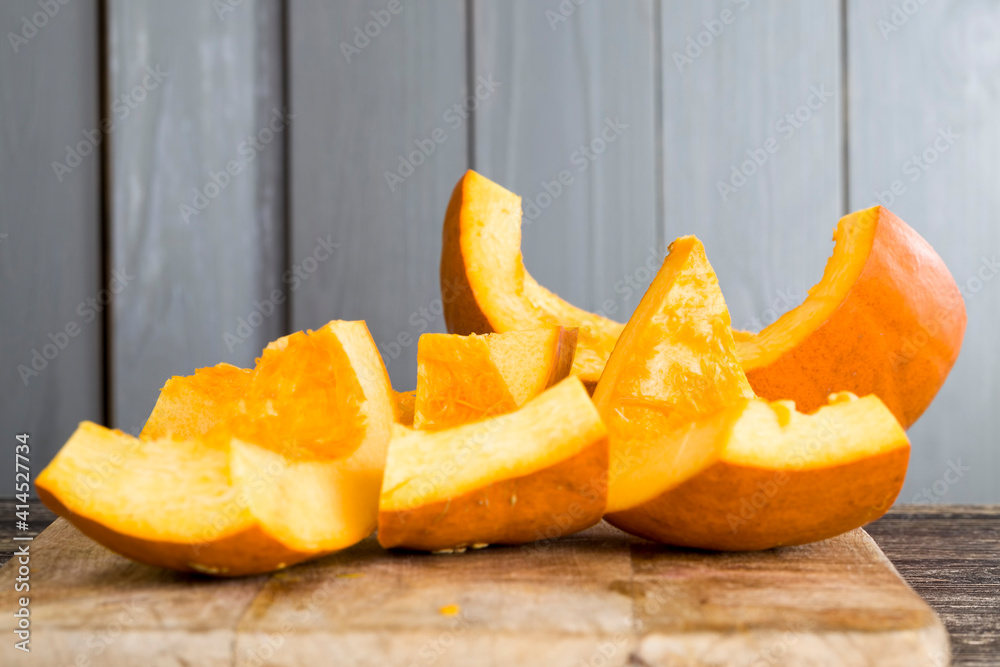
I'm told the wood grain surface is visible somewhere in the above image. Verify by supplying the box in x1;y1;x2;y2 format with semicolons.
0;502;968;666
865;506;1000;667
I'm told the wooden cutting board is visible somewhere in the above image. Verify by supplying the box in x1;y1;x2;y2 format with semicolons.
0;518;949;666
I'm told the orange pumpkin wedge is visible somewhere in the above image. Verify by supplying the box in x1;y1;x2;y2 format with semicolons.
604;393;910;551
140;362;250;440
36;320;395;576
594;237;910;549
441;170;623;391
378;376;608;552
735;206;966;428
592;236;755;514
413;327;577;429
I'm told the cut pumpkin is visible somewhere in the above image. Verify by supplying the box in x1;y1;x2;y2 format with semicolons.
593;237;911;550
592;236;755;514
140;362;250;440
36;320;395;576
604;393;910;550
735;206;966;428
443;178;964;423
441;170;623;391
378;376;608;552
413;327;577;430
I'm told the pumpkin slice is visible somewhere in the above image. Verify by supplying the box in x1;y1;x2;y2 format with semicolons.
140;362;250;440
378;376;608;552
605;393;910;550
413;327;577;430
735;206;966;428
441;170;623;391
36;320;395;576
592;236;755;514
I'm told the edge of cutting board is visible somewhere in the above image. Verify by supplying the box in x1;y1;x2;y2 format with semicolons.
0;518;950;666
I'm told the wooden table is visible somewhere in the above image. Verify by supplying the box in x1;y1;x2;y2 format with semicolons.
2;501;996;666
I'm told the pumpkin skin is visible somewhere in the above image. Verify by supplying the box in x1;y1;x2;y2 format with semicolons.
591;237;910;550
378;377;608;552
37;321;395;577
442;170;964;423
604;393;910;551
440;170;623;392
735;206;966;429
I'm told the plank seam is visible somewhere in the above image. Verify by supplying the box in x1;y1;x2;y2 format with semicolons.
97;0;112;429
465;0;476;171
653;0;665;251
280;0;292;334
840;0;850;214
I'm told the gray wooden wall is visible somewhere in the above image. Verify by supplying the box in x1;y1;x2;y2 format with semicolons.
2;0;997;502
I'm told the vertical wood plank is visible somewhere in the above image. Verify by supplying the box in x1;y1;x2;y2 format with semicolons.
0;0;102;492
472;0;659;322
660;0;844;332
108;0;285;433
847;0;1000;502
289;0;468;391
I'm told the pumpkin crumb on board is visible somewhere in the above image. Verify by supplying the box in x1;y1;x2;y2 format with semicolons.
439;604;461;616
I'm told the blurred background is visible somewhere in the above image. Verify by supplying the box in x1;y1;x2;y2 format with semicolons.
1;0;997;501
